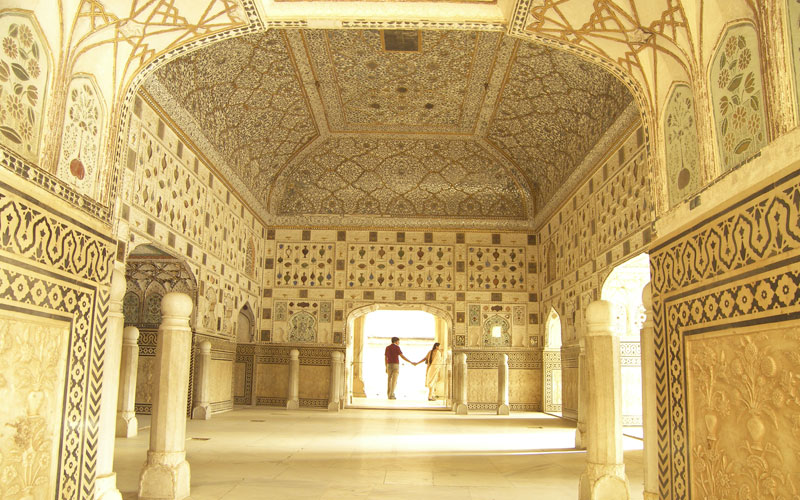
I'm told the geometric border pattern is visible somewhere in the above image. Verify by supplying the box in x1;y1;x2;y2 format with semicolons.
650;168;800;499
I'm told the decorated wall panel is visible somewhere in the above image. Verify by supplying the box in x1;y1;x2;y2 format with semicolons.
0;169;115;499
710;23;767;171
467;246;526;290
275;243;335;287
537;125;650;419
664;84;701;207
686;325;800;499
461;349;541;411
55;76;105;200
347;243;454;289
122;94;264;338
649;166;800;499
0;13;49;165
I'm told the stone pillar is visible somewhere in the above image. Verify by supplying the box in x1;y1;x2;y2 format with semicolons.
579;300;630;500
454;353;468;415
116;326;140;437
250;351;258;407
640;284;658;500
754;1;798;139
96;268;126;500
339;356;347;408
192;341;212;420
328;351;343;411
286;349;300;410
497;353;510;415
138;293;194;500
575;337;587;449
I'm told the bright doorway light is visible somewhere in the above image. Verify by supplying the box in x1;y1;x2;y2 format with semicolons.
362;310;435;401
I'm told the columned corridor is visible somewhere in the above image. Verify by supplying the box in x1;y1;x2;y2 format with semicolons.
114;409;644;499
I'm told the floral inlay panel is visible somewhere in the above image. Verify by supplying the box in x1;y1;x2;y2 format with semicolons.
55;76;104;200
481;314;511;347
0;13;49;164
0;313;69;500
710;24;767;171
664;84;700;207
687;327;800;499
275;243;335;288
467;246;526;290
346;244;454;289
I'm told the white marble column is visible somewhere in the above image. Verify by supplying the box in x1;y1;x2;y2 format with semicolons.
138;292;193;500
286;349;300;410
192;340;212;420
579;300;630;500
116;326;140;437
640;284;658;500
497;353;510;415
96;268;126;500
328;351;343;411
454;352;468;415
575;337;587;449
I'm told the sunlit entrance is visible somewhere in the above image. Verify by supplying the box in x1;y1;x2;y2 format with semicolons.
346;307;450;409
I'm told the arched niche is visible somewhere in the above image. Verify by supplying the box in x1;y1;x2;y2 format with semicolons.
236;303;255;344
543;307;563;413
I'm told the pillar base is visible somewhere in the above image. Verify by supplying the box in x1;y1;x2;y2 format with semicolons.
116;413;138;438
579;462;630;500
454;403;468;415
138;451;190;500
286;399;299;410
192;404;211;420
643;492;659;500
327;401;340;412
496;404;510;415
575;426;586;449
95;473;122;500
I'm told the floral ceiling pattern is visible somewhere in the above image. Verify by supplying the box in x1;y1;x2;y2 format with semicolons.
148;28;632;222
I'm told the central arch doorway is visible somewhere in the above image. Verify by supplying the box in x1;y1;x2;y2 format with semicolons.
345;305;452;409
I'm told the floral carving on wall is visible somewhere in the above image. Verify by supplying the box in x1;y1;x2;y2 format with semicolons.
710;24;767;171
0;14;48;164
0;315;68;500
664;84;700;207
56;76;104;199
688;329;800;499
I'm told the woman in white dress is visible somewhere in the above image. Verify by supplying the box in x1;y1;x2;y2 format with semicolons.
418;342;443;401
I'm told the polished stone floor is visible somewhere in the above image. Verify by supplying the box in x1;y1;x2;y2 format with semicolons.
115;408;644;499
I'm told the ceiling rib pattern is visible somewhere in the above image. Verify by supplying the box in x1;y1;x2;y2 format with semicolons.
147;28;633;225
154;30;318;199
487;40;633;210
276;137;528;218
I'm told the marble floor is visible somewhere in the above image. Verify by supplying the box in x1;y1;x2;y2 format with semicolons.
115;408;644;499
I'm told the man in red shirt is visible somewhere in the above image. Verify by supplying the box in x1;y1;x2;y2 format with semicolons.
384;337;416;399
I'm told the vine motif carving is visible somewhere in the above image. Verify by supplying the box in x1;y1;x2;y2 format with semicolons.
689;331;800;499
664;84;700;207
56;77;104;199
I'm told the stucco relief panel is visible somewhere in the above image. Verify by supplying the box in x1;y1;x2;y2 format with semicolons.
664;84;700;207
0;313;68;500
710;24;767;171
687;327;800;499
0;13;48;165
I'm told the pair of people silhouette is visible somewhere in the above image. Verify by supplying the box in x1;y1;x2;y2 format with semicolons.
384;337;442;401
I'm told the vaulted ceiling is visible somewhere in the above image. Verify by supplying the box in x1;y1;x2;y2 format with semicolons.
146;28;632;225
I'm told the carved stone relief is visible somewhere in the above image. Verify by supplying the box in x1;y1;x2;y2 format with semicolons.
687;327;800;499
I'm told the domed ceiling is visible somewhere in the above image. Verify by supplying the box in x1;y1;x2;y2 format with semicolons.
145;28;632;226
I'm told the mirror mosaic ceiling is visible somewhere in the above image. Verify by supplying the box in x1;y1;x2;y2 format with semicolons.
148;28;632;224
